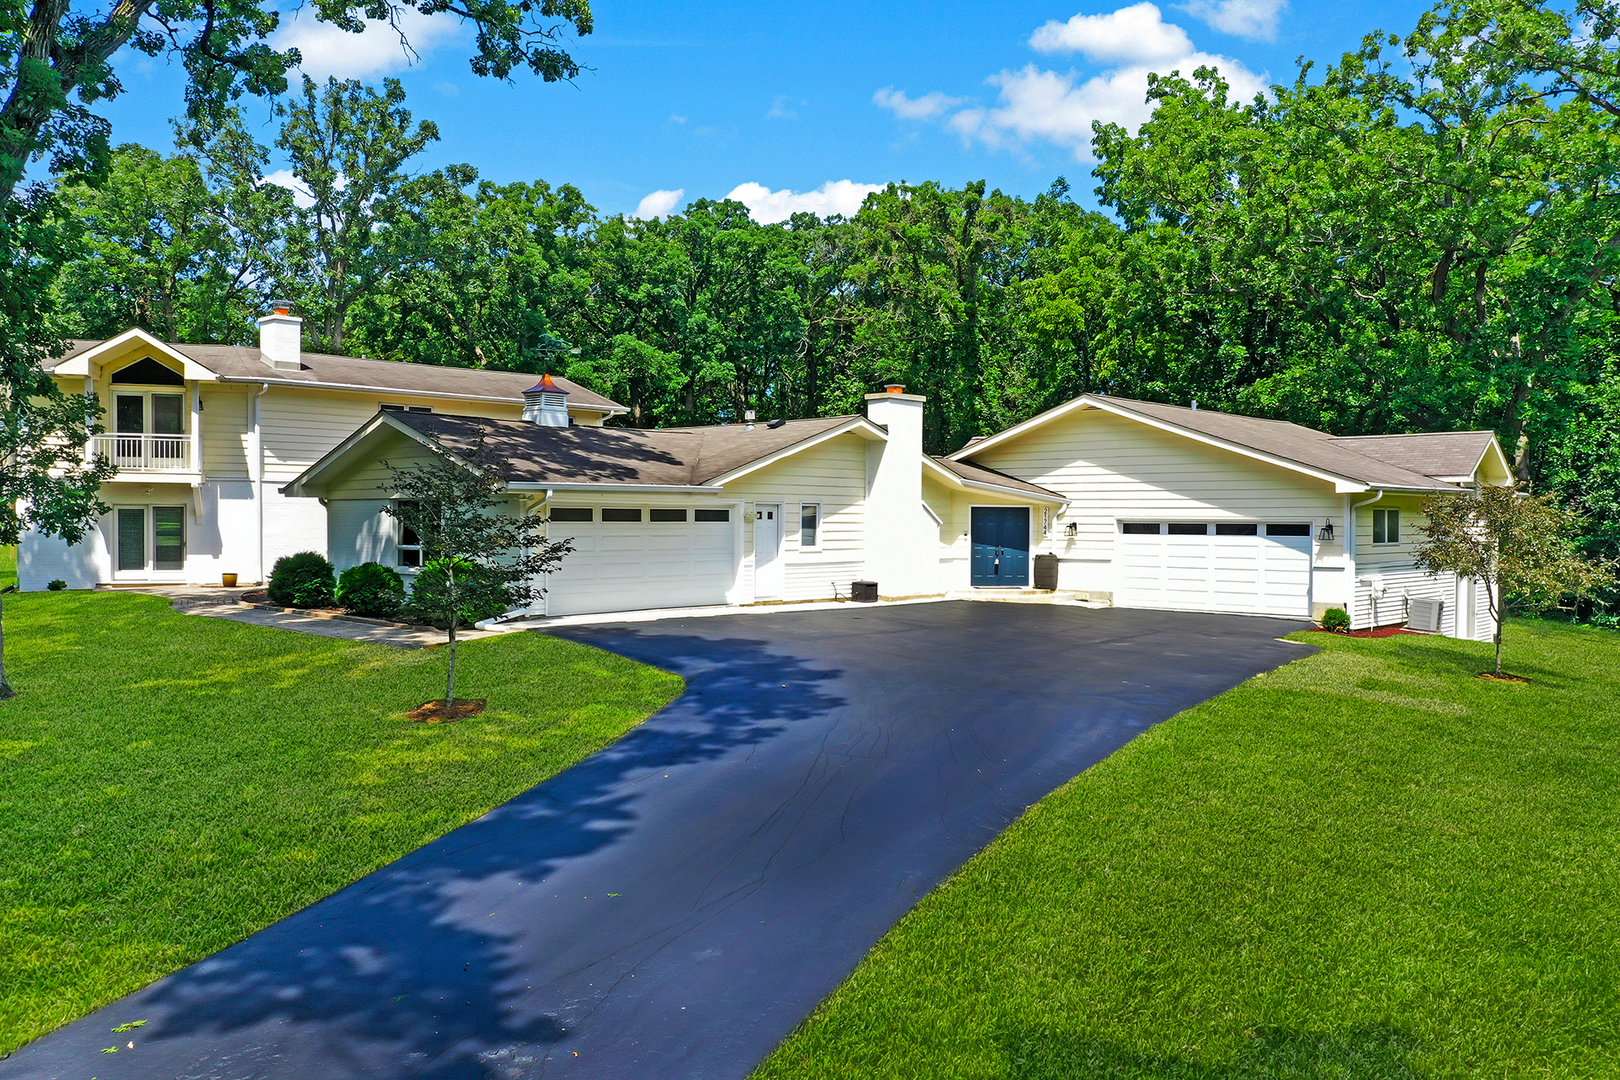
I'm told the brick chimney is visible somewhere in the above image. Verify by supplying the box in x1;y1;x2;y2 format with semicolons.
257;301;302;371
523;373;571;427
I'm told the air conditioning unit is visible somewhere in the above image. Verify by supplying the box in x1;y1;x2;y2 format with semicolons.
1408;596;1444;633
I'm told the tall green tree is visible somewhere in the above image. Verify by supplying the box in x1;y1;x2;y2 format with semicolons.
0;0;592;203
349;168;594;371
0;185;116;697
277;76;439;352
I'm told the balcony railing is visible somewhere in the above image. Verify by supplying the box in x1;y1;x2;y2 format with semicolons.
91;433;192;473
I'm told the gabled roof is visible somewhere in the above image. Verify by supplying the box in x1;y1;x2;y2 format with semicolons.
1329;431;1505;481
926;457;1067;503
45;334;626;413
952;393;1504;493
286;411;881;496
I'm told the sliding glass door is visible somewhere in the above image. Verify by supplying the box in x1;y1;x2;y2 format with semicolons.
112;505;186;578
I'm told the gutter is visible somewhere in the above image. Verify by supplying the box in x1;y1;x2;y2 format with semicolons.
1345;489;1386;629
505;482;727;495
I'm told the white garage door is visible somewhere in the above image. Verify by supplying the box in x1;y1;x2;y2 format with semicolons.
1115;521;1312;617
543;506;735;617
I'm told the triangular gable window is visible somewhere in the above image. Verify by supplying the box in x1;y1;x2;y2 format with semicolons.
110;357;185;386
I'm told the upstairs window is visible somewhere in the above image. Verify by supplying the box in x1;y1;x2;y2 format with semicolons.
1372;508;1401;545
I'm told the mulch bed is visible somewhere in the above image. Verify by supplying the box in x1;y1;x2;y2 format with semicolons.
406;698;486;723
1305;626;1418;639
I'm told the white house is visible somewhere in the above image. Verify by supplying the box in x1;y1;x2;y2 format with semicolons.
948;394;1512;639
288;381;1508;640
21;307;624;590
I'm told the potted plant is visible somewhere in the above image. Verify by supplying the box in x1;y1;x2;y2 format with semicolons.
222;573;238;587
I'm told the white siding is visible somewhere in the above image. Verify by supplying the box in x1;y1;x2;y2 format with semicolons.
1349;494;1496;640
326;499;397;573
722;433;870;602
967;407;1344;599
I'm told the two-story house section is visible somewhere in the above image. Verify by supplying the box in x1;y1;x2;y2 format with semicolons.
21;305;625;590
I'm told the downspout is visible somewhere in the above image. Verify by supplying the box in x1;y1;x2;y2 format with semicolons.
252;382;270;585
1348;489;1385;629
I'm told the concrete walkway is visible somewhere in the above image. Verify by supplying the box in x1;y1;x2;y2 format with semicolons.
115;586;494;648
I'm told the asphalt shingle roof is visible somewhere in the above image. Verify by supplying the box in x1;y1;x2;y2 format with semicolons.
387;412;864;487
50;339;626;412
1028;396;1494;491
931;457;1066;500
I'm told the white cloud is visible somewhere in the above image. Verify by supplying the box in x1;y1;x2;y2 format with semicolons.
1029;2;1193;63
873;87;967;120
767;95;802;120
668;112;688;124
875;4;1267;162
632;188;685;220
264;169;317;209
270;6;465;81
725;180;884;223
1177;0;1287;41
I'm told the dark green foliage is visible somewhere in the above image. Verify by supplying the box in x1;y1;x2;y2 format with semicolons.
334;562;404;619
267;551;335;608
45;580;65;592
1319;607;1350;632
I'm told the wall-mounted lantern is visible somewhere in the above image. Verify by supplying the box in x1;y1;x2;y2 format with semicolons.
1318;520;1335;542
1064;522;1079;538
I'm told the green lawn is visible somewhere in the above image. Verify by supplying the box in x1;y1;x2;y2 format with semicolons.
0;590;681;1057
757;620;1620;1080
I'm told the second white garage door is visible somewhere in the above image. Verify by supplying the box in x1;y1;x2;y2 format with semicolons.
1115;521;1312;617
543;507;735;617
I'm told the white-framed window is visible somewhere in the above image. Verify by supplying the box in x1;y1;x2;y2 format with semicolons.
1372;507;1401;545
799;502;821;550
396;500;424;568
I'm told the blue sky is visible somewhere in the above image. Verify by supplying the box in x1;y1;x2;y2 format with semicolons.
103;0;1430;220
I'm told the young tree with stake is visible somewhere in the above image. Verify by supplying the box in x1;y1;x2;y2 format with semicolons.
1415;485;1612;677
382;442;571;710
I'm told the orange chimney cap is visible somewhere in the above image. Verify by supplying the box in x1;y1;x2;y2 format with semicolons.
884;383;905;394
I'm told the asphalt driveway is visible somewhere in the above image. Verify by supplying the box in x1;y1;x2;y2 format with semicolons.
2;601;1312;1079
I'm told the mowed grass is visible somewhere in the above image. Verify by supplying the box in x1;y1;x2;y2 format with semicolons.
0;590;681;1056
757;620;1620;1080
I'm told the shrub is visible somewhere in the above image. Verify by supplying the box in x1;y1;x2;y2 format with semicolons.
268;551;335;608
46;579;66;591
336;562;405;619
1320;607;1351;632
406;557;510;628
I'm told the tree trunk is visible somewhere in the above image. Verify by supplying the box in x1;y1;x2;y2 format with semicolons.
445;618;457;706
0;591;12;700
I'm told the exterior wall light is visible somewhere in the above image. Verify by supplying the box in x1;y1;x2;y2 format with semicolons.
1318;520;1335;542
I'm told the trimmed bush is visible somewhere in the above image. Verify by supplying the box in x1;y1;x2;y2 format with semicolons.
336;562;405;619
46;580;66;591
268;551;335;608
1320;607;1351;632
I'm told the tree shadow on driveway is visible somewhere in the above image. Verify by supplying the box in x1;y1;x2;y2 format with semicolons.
1;635;843;1080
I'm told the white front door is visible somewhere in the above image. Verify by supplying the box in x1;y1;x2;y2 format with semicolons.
754;504;783;599
1115;521;1312;617
542;506;736;616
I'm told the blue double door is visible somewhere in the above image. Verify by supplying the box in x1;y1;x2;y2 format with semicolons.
970;506;1031;587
